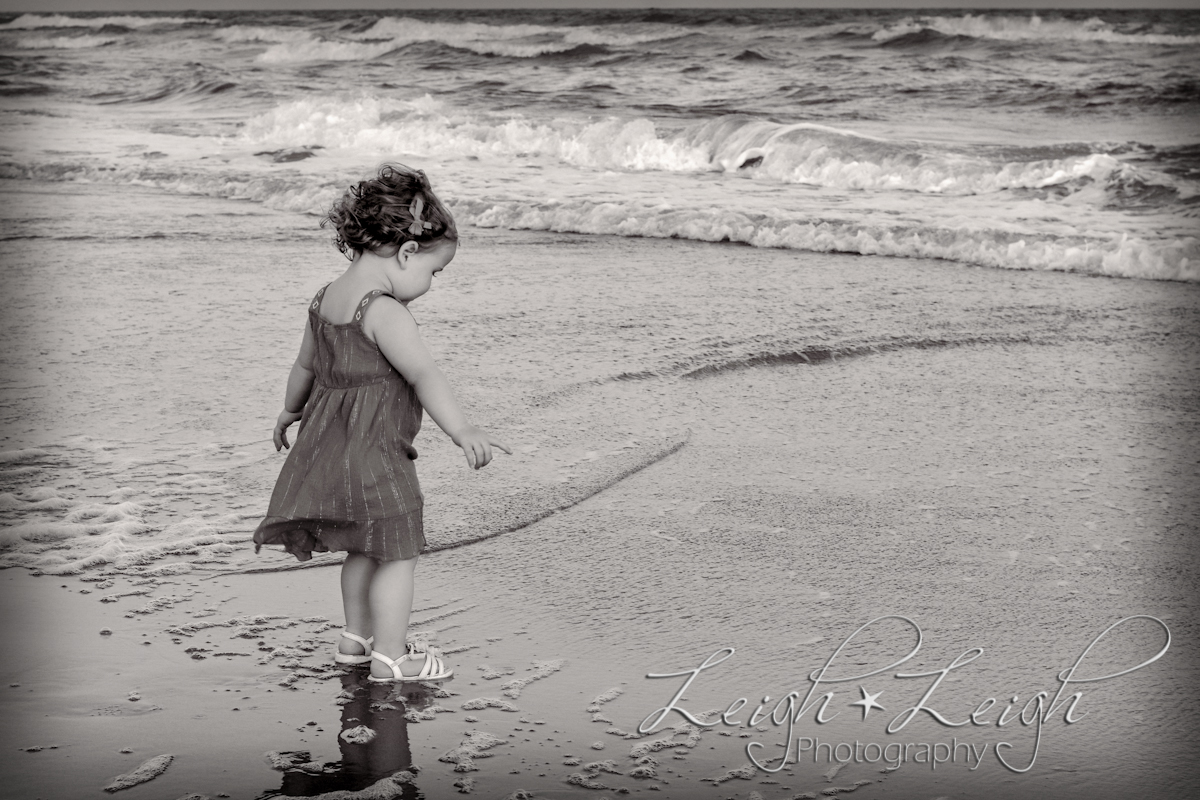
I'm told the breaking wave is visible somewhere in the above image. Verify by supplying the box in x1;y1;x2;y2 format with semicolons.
461;197;1199;283
2;157;1194;282
0;13;214;30
871;13;1200;47
12;34;119;49
250;16;689;62
240;97;1194;205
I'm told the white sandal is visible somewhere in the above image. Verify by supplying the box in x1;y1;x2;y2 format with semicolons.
368;645;453;683
334;630;374;665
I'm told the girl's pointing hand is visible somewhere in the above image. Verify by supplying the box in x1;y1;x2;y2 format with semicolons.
452;425;512;470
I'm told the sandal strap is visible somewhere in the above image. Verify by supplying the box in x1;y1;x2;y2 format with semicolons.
372;650;446;680
419;654;445;679
371;651;403;678
342;630;374;648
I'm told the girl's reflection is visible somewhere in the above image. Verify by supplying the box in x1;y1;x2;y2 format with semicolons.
264;670;440;798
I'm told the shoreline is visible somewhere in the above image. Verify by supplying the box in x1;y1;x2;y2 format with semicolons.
2;182;1199;799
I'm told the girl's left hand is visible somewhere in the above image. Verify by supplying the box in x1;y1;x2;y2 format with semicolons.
274;409;303;451
452;425;512;470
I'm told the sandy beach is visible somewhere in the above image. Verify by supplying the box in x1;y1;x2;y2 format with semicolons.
2;177;1197;799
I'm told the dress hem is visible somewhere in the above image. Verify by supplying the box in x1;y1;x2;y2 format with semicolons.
253;508;426;563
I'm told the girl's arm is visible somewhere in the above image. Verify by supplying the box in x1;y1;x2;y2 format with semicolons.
274;322;317;451
366;298;510;469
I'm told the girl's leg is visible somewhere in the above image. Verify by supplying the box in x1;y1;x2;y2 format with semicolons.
368;556;426;678
340;553;378;656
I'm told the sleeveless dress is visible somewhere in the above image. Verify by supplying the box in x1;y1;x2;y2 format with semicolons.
253;284;426;562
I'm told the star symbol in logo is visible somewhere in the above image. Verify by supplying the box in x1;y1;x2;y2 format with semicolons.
850;686;885;721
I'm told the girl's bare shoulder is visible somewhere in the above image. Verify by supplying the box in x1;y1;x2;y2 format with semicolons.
362;294;419;342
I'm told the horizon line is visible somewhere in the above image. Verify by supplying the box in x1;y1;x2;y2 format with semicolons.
4;2;1200;13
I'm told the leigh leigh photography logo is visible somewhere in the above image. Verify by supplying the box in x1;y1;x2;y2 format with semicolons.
638;615;1170;774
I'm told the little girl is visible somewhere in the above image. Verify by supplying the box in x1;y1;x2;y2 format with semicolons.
254;164;509;683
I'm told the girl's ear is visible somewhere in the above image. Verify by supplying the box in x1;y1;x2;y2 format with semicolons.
395;240;420;264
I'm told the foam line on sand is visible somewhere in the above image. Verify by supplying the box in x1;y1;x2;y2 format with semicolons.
527;333;1044;406
679;333;1044;379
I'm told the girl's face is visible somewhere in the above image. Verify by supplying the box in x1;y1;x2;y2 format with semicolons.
389;239;457;302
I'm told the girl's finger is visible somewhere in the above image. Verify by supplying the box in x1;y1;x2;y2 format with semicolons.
491;438;513;455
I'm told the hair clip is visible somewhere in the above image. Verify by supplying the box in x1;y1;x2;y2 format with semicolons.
408;195;434;236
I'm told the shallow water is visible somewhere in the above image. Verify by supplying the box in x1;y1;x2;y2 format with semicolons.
1;179;1198;798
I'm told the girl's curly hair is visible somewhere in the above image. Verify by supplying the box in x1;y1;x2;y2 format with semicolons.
322;164;457;258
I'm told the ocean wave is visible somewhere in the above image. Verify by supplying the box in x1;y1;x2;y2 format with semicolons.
0;81;51;96
461;198;1199;282
91;78;239;105
872;13;1200;46
0;159;345;215
9;155;1192;282
240;96;714;170
688;117;1135;195
361;15;555;45
256;34;398;63
251;16;688;63
254;34;591;63
0;13;213;30
12;34;119;49
362;15;687;49
0;448;51;465
241;98;1186;204
212;25;315;45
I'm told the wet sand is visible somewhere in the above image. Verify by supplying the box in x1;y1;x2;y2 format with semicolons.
1;182;1199;799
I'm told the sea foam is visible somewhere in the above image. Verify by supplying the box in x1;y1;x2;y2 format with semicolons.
13;34;119;49
239;98;1192;207
0;14;213;30
3;153;1195;282
872;13;1200;46
464;198;1199;283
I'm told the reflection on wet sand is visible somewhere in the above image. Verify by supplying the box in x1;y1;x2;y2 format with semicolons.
263;671;426;799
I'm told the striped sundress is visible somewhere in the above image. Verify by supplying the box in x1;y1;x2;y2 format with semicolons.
253;284;426;562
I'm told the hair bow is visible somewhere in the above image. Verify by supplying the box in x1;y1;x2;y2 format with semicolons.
408;195;434;237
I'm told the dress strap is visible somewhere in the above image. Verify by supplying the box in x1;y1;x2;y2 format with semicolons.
355;289;395;329
310;283;331;315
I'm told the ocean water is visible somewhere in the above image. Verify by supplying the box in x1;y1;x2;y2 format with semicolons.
1;8;1198;281
2;13;1199;798
0;10;1198;584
